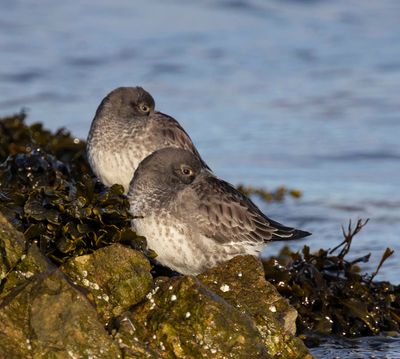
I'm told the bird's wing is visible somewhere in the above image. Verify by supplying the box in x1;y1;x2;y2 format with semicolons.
180;175;310;245
152;112;211;170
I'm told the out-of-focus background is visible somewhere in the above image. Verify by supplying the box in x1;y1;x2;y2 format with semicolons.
1;0;399;285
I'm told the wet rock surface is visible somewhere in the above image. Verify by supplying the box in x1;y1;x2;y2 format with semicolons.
0;214;121;358
0;211;26;280
199;255;311;359
61;243;153;323
115;275;271;358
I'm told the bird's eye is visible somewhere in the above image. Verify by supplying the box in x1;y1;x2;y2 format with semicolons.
181;165;194;176
139;103;150;114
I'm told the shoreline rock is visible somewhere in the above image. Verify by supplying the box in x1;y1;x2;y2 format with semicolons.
1;211;311;358
199;255;310;359
61;243;153;324
0;214;121;358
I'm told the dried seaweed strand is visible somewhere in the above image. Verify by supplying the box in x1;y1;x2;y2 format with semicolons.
329;218;369;258
369;247;395;283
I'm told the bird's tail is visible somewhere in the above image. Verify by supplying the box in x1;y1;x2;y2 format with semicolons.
269;218;311;241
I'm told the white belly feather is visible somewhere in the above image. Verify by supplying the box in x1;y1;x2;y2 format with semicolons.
88;148;144;193
132;214;262;275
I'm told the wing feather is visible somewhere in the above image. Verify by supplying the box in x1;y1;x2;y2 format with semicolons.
179;175;310;245
151;112;210;170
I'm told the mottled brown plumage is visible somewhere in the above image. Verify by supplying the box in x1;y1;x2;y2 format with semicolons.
129;148;311;275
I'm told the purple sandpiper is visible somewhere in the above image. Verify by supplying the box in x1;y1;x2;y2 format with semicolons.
87;87;207;193
128;147;311;275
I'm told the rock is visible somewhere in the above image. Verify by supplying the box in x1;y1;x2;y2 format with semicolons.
198;255;312;359
0;213;121;358
115;275;271;358
1;244;52;298
0;212;25;280
0;210;312;358
0;269;122;358
61;243;153;323
0;212;52;297
199;255;297;333
0;210;311;358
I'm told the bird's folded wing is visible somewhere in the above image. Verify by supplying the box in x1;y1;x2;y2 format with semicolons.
185;176;302;245
153;112;211;170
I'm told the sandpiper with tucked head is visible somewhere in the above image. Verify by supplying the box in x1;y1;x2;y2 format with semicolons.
128;148;311;275
87;87;207;193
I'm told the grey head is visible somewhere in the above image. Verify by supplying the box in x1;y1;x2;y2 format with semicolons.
131;147;204;196
95;87;156;121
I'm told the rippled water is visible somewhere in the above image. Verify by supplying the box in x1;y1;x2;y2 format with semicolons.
310;335;400;359
1;1;399;357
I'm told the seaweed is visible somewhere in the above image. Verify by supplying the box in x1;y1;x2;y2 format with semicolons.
263;219;399;339
0;113;144;263
237;184;302;202
0;112;89;179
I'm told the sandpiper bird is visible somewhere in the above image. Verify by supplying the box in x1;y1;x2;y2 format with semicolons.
128;148;311;275
87;87;207;193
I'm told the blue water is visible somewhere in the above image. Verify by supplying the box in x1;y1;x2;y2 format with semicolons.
310;335;400;359
1;1;399;356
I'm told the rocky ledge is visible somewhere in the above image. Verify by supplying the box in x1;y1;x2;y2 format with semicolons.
0;212;311;358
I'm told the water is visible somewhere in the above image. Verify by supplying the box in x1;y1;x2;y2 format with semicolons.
310;335;400;359
1;1;399;357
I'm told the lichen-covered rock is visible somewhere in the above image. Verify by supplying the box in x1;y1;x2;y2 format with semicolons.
0;212;25;280
61;243;153;323
115;275;271;358
198;255;312;359
0;212;52;298
0;269;122;358
0;214;121;358
0;241;52;298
